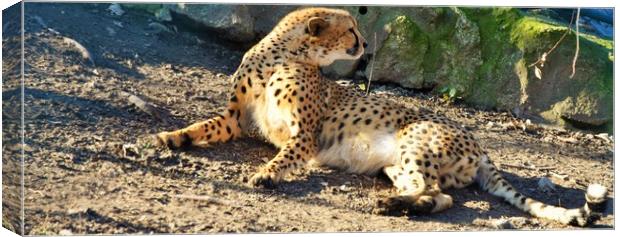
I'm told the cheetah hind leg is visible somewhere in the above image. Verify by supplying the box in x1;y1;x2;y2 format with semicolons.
375;164;453;216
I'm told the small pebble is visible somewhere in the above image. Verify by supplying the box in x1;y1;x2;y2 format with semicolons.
107;4;125;16
492;219;515;229
537;177;556;192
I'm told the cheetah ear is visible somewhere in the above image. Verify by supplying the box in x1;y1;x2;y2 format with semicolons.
306;17;329;36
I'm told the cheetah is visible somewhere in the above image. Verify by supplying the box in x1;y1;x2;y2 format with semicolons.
152;7;608;226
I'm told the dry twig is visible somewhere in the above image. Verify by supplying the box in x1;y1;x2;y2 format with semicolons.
550;171;569;181
569;8;581;78
365;32;378;96
62;36;95;66
500;163;556;171
528;10;576;68
120;91;172;123
173;194;233;206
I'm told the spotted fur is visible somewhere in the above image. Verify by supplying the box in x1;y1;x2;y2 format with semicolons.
153;7;607;226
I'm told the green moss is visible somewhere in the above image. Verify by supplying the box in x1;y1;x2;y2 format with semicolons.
511;12;613;131
417;8;483;99
372;15;429;88
465;7;612;132
421;9;457;79
387;16;427;48
459;8;522;108
458;7;612;113
510;17;564;50
510;15;613;72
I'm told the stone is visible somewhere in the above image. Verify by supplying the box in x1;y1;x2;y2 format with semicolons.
366;15;428;88
461;8;612;131
246;5;300;38
321;59;360;78
166;4;255;42
537;177;556;192
107;3;125;16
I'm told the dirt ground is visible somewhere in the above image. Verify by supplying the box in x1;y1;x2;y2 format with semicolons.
2;3;614;235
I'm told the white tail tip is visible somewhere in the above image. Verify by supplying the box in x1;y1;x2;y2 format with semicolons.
586;183;607;203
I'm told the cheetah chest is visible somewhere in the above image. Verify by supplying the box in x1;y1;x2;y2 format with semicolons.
251;87;294;148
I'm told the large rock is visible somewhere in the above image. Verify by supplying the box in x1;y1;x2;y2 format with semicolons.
165;4;300;43
348;7;612;131
346;7;482;93
166;4;256;42
321;59;360;78
124;4;297;42
463;8;613;130
367;15;428;88
246;5;300;38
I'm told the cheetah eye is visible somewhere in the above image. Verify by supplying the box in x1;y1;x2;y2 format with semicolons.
348;28;356;37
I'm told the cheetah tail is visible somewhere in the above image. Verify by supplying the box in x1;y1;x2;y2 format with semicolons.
475;155;608;226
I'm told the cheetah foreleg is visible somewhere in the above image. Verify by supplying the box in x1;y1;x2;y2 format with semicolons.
249;134;317;188
152;107;242;149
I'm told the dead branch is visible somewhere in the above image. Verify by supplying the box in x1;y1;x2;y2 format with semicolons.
569;8;581;78
120;91;172;123
550;171;569;181
173;194;234;206
62;36;95;66
550;172;587;188
528;10;576;68
556;136;578;144
500;163;556;171
365;32;378;96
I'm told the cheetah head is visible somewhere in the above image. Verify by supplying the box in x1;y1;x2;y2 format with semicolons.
279;8;367;66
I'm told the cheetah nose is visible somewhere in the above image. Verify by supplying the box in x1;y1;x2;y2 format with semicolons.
363;42;368;48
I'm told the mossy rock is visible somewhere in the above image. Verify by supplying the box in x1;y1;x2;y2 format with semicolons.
347;6;612;132
464;8;613;130
346;7;481;92
369;15;429;88
460;8;524;109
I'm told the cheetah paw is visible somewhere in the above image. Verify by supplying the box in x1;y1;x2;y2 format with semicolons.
149;133;168;148
148;132;192;149
374;196;408;216
408;195;435;214
248;171;278;189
